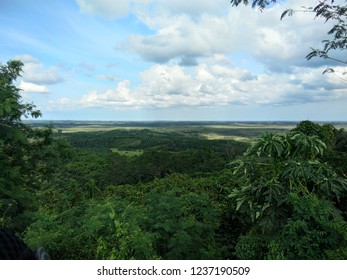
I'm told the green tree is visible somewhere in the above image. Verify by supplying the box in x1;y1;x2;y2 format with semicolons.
0;60;52;230
0;61;42;137
229;130;347;259
292;120;337;148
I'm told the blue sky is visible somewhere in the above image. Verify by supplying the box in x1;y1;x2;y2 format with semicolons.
1;0;346;121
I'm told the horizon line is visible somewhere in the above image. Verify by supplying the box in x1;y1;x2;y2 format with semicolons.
23;119;347;123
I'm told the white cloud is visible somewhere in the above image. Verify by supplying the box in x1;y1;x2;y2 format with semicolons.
126;0;336;73
48;55;346;111
127;12;237;64
45;0;347;118
80;80;143;109
19;81;50;93
74;0;341;73
14;54;39;64
75;0;130;19
75;0;227;21
139;0;226;19
14;54;64;85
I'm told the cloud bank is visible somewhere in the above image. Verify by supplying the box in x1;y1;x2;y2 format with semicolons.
49;55;346;111
38;0;347;119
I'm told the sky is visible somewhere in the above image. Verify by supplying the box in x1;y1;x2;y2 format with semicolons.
1;0;346;121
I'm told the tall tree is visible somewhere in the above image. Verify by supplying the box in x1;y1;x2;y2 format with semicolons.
0;60;52;230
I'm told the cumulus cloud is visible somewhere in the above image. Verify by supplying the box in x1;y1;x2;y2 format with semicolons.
48;55;346;111
75;0;227;21
80;80;143;108
127;13;236;64
73;0;339;73
47;0;346;115
137;0;227;20
12;54;64;94
14;54;38;64
75;0;130;19
74;0;341;73
14;54;64;85
18;81;50;93
126;0;336;73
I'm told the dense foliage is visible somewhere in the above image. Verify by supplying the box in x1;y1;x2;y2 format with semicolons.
0;61;53;231
1;60;347;259
229;128;347;259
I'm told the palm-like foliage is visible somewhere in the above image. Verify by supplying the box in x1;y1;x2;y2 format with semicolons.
229;130;347;259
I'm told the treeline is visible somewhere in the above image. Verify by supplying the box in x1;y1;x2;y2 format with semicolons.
63;128;248;153
60;128;249;186
1;60;347;259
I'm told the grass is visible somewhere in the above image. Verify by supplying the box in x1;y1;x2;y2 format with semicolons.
110;148;144;157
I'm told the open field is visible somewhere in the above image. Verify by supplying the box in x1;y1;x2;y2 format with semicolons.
26;120;299;139
26;120;347;144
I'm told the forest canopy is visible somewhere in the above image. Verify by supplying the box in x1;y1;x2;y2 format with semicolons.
1;60;347;259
